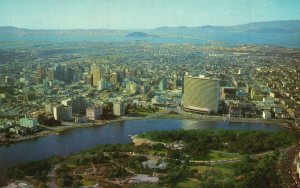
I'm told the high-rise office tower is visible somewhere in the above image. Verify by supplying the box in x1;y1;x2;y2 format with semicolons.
110;72;119;85
86;106;103;120
91;63;102;87
84;73;93;86
98;79;108;91
53;105;72;121
183;76;220;113
159;79;167;91
47;69;55;81
113;102;126;116
182;72;189;94
55;65;64;81
126;81;137;94
36;65;45;82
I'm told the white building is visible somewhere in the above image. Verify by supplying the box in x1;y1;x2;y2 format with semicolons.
129;174;159;184
262;110;271;119
20;117;38;128
113;102;126;116
86;106;103;120
296;151;300;179
183;76;220;113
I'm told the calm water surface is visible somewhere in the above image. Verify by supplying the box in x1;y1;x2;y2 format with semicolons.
1;32;299;48
0;119;287;175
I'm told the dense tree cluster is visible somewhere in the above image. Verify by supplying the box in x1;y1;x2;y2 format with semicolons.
6;130;296;188
6;156;62;183
37;114;61;126
198;151;282;188
140;129;299;158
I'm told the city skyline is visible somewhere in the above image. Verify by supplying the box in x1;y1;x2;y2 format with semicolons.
0;0;300;29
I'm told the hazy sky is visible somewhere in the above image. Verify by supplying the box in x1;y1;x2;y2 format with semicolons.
0;0;299;29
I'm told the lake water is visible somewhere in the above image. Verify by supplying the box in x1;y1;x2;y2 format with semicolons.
0;118;287;180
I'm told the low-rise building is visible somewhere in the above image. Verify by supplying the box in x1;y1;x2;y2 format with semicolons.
221;87;237;100
19;116;38;128
262;110;271;119
86;106;103;120
229;107;242;118
129;174;159;184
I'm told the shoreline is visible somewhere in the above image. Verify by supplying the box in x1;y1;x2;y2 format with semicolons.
0;113;296;147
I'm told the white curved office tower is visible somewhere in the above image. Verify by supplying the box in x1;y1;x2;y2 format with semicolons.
183;76;220;113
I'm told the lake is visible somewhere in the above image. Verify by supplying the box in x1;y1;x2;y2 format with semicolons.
0;118;287;179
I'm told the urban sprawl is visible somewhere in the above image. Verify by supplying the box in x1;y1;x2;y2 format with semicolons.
1;42;300;140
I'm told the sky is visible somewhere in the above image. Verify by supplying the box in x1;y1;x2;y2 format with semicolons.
0;0;299;29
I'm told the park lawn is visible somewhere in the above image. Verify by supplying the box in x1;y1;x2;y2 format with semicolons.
193;150;242;161
190;165;210;173
176;179;200;188
213;166;234;175
148;149;167;156
208;150;242;160
191;165;234;175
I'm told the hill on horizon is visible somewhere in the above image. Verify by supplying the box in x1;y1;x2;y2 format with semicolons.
154;20;300;35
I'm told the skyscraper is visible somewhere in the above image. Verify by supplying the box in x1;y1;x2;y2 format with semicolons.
110;72;119;85
86;106;103;120
183;76;220;113
91;63;102;87
47;69;55;81
36;64;45;82
159;79;167;91
113;102;126;116
98;79;108;91
53;105;72;121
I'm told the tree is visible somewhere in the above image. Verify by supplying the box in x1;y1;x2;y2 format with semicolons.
71;180;81;188
36;183;47;188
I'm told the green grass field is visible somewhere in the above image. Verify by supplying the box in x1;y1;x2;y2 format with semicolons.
176;179;200;188
208;150;242;160
190;165;234;175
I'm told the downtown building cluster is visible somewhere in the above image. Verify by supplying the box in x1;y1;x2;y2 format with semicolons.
0;42;300;140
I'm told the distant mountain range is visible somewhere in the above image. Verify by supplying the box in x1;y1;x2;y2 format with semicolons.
1;20;300;36
154;20;300;35
0;26;127;35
